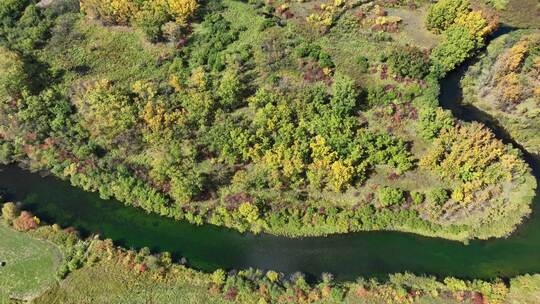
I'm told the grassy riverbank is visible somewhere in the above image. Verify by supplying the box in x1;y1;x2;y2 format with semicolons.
462;30;540;155
0;224;62;303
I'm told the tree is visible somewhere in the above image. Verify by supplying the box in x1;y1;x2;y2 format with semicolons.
239;202;259;224
167;0;198;24
430;25;477;75
168;168;204;204
330;75;358;117
80;0;137;25
74;80;136;149
266;270;280;283
217;65;244;110
378;186;405;207
411;191;425;205
329;159;355;192
454;11;490;46
387;46;430;79
1;202;17;223
427;188;449;205
425;0;471;33
211;268;226;286
0;47;27;100
418;107;454;140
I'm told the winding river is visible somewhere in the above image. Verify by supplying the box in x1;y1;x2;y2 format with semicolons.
2;28;540;282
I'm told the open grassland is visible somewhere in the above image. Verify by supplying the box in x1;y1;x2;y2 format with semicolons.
34;261;228;304
0;225;61;303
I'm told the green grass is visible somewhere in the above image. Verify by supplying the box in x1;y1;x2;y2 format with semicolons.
385;7;440;49
39;14;172;89
221;0;269;53
0;225;62;303
34;261;229;304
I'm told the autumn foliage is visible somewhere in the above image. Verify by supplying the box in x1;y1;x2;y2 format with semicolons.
13;211;39;231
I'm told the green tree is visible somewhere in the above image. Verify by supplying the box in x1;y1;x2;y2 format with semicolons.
430;25;477;75
266;270;279;283
387;46;430;79
239;202;259;224
330;75;358;117
427;188;449;205
411;191;425;205
211;268;226;286
418;107;454;139
0;47;27;99
378;187;405;207
217;65;244;110
74;80;136;149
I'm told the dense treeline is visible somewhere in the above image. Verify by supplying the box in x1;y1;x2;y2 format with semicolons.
428;0;499;75
0;0;535;240
80;0;198;42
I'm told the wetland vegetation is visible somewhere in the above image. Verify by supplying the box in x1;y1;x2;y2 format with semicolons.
1;0;539;302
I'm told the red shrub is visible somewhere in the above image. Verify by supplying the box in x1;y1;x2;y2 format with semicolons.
13;211;38;231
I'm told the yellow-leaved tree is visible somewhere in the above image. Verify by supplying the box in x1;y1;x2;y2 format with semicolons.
168;0;198;24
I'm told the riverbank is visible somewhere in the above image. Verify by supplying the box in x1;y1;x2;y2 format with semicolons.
1;164;540;282
2;206;537;304
461;30;540;155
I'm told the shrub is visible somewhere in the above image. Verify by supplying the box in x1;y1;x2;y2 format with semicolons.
356;56;369;73
427;188;449;205
1;202;18;223
12;211;39;231
411;192;425;205
387;46;430;79
0;47;27;99
378;186;405;207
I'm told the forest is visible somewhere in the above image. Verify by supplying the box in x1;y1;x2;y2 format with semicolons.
0;0;536;241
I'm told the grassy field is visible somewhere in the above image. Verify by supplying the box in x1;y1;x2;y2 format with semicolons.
0;225;62;303
34;261;228;304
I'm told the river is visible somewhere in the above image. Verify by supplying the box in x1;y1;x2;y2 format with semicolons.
1;28;539;282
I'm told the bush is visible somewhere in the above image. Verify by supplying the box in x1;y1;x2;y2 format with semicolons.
387;46;430;79
378;186;405;207
12;211;39;231
0;47;28;99
411;191;425;205
1;202;18;223
427;188;449;205
356;56;369;73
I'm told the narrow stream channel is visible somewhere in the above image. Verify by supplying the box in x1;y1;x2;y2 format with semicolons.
1;27;539;282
